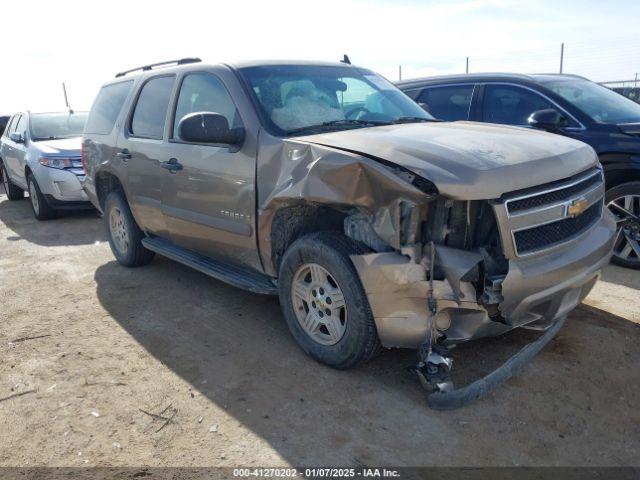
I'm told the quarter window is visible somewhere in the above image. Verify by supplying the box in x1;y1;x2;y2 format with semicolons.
131;76;176;140
482;85;554;125
417;85;474;121
85;81;133;135
173;73;240;140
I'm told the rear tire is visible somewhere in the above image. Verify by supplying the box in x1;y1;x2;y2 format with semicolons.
278;231;381;369
104;190;155;267
606;181;640;270
1;161;24;200
27;173;57;220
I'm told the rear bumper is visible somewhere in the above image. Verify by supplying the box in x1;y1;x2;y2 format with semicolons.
81;175;101;212
351;210;616;349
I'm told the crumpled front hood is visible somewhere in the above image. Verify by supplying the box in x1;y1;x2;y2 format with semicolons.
299;122;598;199
33;137;81;156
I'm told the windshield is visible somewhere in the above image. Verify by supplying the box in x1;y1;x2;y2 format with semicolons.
30;112;88;140
238;65;434;135
541;78;640;124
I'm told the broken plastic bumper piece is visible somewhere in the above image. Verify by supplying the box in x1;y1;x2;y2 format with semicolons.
425;316;566;410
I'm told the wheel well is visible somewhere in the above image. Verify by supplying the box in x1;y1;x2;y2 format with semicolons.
95;172;124;209
605;168;640;189
270;203;351;272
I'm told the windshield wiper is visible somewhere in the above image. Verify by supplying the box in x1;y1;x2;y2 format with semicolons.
322;119;392;127
286;119;390;136
392;117;442;124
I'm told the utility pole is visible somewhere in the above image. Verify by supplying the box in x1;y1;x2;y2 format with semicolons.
559;43;564;74
399;65;402;81
466;57;469;74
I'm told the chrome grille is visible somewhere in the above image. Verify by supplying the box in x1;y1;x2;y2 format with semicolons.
507;173;601;213
513;202;602;254
492;167;605;258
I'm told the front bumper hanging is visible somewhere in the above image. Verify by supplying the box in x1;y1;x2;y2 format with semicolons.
425;315;566;410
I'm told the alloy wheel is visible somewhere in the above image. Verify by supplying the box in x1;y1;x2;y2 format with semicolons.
109;207;130;255
607;194;640;265
29;180;40;215
291;263;347;346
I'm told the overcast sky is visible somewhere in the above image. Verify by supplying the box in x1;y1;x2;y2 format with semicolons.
2;0;639;113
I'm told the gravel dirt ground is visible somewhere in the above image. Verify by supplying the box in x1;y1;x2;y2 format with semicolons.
0;186;638;468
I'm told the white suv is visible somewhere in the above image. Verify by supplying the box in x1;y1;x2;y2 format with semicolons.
0;111;92;219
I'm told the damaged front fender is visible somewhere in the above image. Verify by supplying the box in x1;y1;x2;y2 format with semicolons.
257;138;435;276
349;249;511;348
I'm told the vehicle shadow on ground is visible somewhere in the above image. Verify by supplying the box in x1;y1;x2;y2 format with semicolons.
0;193;104;247
94;256;640;466
600;264;640;290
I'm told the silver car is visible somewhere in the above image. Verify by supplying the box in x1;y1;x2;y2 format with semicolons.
0;111;91;219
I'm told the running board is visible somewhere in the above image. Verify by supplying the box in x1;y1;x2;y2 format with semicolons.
141;236;277;295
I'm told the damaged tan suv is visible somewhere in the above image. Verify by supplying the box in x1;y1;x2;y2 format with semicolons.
83;59;616;407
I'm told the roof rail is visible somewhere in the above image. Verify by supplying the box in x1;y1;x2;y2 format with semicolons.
115;58;202;78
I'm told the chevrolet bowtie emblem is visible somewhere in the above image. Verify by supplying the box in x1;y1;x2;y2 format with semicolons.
567;198;588;217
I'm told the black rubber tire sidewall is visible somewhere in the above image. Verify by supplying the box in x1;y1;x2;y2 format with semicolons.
606;181;640;269
1;162;25;201
104;190;155;267
278;232;380;370
27;174;56;220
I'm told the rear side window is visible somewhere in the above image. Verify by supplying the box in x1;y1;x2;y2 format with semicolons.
172;73;240;140
131;76;176;140
417;85;474;121
85;81;133;135
482;84;554;125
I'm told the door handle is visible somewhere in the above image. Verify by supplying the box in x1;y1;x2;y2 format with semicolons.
160;158;183;173
116;149;131;161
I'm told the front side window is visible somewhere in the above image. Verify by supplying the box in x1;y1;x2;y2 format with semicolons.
417;85;474;121
3;115;18;137
14;115;27;136
173;73;240;140
30;112;88;141
130;76;176;140
85;80;133;135
483;85;554;125
540;78;640;124
238;65;434;135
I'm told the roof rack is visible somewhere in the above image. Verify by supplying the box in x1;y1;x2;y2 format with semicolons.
115;58;202;78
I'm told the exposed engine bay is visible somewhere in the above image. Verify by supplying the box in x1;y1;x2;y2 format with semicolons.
344;193;513;397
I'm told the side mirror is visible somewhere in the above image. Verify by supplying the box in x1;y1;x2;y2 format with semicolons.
9;132;24;143
527;109;568;131
178;112;244;146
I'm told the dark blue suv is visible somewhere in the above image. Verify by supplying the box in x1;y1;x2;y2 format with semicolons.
398;73;640;269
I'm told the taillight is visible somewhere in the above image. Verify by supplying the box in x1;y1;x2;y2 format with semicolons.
81;141;87;174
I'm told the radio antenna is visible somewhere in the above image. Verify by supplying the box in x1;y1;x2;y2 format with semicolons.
62;82;74;114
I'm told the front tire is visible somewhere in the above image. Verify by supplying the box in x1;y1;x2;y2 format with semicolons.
104;190;155;267
1;161;24;200
27;173;57;220
278;232;381;369
606;181;640;270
